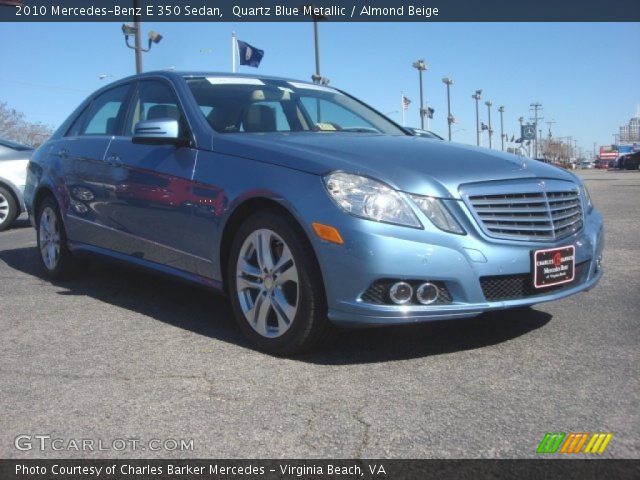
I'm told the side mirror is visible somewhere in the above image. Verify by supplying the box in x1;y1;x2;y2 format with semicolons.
132;118;186;146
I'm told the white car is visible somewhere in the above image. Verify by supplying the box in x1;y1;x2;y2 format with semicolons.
0;138;33;231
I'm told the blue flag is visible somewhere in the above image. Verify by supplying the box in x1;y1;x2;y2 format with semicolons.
237;40;264;68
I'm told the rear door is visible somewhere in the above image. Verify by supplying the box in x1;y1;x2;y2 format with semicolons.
62;83;132;247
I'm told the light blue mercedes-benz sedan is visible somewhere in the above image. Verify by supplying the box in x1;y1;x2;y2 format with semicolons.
24;72;603;354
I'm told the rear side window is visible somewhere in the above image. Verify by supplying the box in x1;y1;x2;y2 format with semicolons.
81;84;130;136
65;105;89;137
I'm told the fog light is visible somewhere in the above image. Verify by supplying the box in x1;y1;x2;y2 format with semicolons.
389;282;413;305
596;255;602;272
416;282;439;305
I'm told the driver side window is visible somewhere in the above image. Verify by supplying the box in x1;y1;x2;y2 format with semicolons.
125;80;186;137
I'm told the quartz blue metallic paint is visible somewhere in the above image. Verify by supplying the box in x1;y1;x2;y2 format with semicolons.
24;71;603;328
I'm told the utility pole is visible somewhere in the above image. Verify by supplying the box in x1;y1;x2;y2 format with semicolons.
545;120;556;138
529;102;543;159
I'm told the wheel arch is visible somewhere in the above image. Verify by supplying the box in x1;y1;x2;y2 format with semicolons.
219;196;323;296
0;178;23;213
32;185;58;225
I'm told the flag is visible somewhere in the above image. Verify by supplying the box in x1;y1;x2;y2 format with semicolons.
510;134;515;142
237;40;264;67
402;96;411;110
427;107;435;119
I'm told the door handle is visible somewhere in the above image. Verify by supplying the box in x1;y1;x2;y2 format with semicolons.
105;154;123;167
57;148;69;157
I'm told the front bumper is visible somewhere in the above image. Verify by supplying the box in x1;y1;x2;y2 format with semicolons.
309;202;604;327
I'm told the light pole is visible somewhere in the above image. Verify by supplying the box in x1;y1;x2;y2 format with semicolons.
518;117;524;141
121;1;162;74
485;101;493;149
498;106;505;151
472;90;482;146
412;59;427;129
442;77;454;141
309;8;329;85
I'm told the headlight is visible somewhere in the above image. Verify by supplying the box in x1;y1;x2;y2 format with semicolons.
410;195;465;234
581;184;593;212
323;172;421;228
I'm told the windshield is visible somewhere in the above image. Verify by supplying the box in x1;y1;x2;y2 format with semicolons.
184;76;406;135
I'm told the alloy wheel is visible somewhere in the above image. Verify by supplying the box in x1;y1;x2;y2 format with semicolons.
0;191;9;223
38;206;61;271
236;228;299;338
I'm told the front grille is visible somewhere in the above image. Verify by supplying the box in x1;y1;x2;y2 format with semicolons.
361;279;452;305
467;189;583;241
480;261;589;301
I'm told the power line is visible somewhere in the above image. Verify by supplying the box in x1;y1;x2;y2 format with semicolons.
0;78;89;94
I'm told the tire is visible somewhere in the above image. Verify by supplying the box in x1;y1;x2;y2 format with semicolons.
227;210;330;355
36;196;81;280
0;186;18;232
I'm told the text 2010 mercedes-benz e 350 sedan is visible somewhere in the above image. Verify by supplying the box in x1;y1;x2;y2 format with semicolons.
24;72;603;354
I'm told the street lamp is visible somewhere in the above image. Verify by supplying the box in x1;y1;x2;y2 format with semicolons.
308;6;329;85
121;19;162;74
498;106;505;151
412;59;427;129
472;90;482;146
485;101;493;149
442;77;454;141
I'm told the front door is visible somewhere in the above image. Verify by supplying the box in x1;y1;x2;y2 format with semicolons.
103;79;201;274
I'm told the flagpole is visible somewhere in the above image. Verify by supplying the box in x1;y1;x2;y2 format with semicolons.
231;31;237;73
401;93;405;127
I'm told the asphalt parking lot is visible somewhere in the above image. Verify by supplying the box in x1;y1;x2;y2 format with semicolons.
0;169;638;459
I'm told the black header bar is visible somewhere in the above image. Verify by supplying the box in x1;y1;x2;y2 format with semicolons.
1;0;639;22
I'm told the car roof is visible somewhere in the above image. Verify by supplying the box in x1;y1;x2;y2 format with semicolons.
107;70;323;88
89;71;334;102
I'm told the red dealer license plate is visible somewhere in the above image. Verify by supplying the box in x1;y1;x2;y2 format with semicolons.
532;245;576;288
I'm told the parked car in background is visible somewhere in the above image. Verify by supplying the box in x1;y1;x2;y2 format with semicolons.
24;71;604;354
621;151;640;170
404;127;444;140
0;138;33;231
580;160;595;169
594;159;609;169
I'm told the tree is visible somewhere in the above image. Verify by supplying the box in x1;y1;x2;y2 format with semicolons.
0;101;54;147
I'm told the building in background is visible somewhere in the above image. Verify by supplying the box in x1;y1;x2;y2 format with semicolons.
618;106;640;144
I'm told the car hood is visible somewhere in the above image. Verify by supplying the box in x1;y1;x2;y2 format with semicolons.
211;132;579;198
